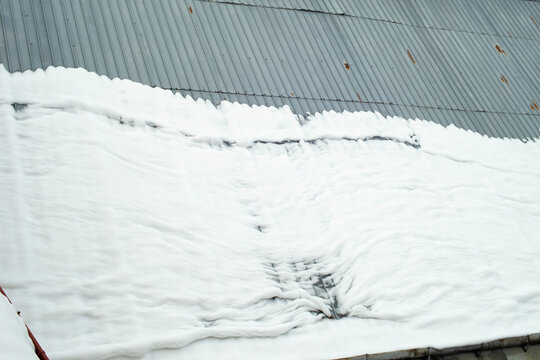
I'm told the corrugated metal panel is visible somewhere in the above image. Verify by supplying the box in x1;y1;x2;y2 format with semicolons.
0;0;539;139
346;333;540;360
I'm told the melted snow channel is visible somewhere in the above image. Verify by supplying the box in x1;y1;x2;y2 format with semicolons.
1;66;540;360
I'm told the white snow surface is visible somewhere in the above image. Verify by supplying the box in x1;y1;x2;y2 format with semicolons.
0;293;38;360
1;66;540;360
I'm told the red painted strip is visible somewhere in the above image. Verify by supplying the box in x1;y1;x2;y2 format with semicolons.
0;286;9;300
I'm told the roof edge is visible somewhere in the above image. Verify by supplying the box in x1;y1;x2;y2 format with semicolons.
337;332;540;360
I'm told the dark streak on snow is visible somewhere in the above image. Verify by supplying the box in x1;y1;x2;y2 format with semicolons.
11;103;28;111
250;135;420;149
36;105;421;150
193;135;421;150
118;118;135;127
265;259;344;320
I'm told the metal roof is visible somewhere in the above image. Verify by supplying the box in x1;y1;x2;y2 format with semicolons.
1;0;539;139
340;332;540;360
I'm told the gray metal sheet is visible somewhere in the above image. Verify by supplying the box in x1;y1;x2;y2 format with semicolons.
0;0;539;139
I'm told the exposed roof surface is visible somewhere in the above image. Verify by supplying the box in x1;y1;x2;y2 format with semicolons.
0;0;539;139
340;333;540;360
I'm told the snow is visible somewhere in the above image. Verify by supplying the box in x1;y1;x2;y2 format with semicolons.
0;292;38;360
1;65;539;360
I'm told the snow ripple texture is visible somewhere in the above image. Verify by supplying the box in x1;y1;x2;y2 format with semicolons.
1;66;540;360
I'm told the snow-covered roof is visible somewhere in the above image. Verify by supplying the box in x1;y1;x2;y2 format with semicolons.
0;286;43;360
1;65;540;359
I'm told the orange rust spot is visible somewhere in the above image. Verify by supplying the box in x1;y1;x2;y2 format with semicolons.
291;92;295;97
531;104;536;111
500;75;508;84
189;6;193;14
356;93;362;101
534;102;539;110
531;16;540;30
344;62;350;70
407;49;416;64
495;45;506;54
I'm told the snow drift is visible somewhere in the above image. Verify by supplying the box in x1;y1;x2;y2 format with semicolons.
1;65;540;360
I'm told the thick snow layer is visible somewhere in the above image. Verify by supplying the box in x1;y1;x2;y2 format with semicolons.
0;293;38;360
1;65;540;360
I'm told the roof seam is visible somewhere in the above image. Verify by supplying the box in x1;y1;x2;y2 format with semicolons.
196;0;540;42
165;86;540;118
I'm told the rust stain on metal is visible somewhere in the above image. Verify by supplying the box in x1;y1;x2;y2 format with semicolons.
189;6;193;14
356;93;362;101
500;75;509;85
407;50;416;64
531;16;540;30
495;45;506;54
344;62;350;70
533;102;539;111
291;92;295;97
